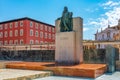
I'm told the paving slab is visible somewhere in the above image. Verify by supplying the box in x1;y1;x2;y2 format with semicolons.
0;69;52;80
34;71;120;80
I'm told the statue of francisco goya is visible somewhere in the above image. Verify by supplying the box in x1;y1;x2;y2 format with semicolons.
58;6;73;32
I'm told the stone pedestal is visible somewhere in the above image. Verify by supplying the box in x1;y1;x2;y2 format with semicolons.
55;32;76;64
55;17;83;64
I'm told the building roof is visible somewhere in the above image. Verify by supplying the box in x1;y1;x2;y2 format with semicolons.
0;17;55;27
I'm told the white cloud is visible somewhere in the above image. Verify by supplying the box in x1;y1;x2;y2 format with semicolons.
85;8;98;12
83;27;89;31
88;0;120;32
102;0;120;8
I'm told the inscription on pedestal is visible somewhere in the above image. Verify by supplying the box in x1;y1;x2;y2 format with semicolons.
55;32;75;64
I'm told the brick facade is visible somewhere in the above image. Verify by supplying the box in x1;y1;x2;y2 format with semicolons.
0;17;55;45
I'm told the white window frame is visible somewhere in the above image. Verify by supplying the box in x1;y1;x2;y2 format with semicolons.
4;41;8;45
52;34;55;39
20;29;24;36
15;22;18;28
9;40;13;45
35;40;39;44
9;31;12;37
35;31;39;37
20;39;24;44
0;25;3;30
45;25;47;31
35;23;38;29
14;40;18;44
30;21;33;27
40;24;43;30
20;21;23;27
30;40;34;44
0;32;3;38
49;27;51;32
5;24;8;29
0;41;3;45
52;28;54;32
40;32;43;38
10;23;13;29
49;33;51;39
30;29;33;36
45;33;47;39
40;41;43;44
15;30;18;37
4;31;8;37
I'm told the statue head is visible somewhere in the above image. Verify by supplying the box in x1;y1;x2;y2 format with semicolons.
63;6;68;12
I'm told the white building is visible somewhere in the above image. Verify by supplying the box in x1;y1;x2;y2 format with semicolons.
95;19;120;41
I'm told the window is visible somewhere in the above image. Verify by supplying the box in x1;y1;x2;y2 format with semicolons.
20;39;24;44
4;41;7;45
45;41;47;43
52;34;55;39
9;40;13;45
9;31;12;37
40;24;43;30
0;32;3;38
45;26;47;31
15;22;18;28
40;32;43;38
10;23;13;28
44;33;47;39
20;21;23;27
0;41;3;45
35;40;39;44
20;29;23;36
5;24;8;29
0;25;3;30
40;41;43;44
35;31;39;37
35;23;38;29
30;40;34;44
4;31;8;37
14;40;18;44
15;30;18;36
30;29;33;36
49;33;51;39
30;21;33;27
107;32;110;40
102;34;104;40
52;28;54;32
49;27;51;32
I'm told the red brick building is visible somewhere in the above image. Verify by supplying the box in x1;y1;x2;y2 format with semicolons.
0;17;55;45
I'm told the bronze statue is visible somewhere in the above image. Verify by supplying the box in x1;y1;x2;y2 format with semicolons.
58;7;73;32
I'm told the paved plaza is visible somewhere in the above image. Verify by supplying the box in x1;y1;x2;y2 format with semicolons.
0;69;52;80
34;71;120;80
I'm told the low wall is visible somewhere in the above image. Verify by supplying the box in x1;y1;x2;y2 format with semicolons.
83;48;119;64
0;50;55;62
83;49;106;63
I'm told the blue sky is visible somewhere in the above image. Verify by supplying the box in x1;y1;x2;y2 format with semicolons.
0;0;120;40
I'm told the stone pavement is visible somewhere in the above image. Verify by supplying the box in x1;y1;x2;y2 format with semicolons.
34;71;120;80
0;69;52;80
